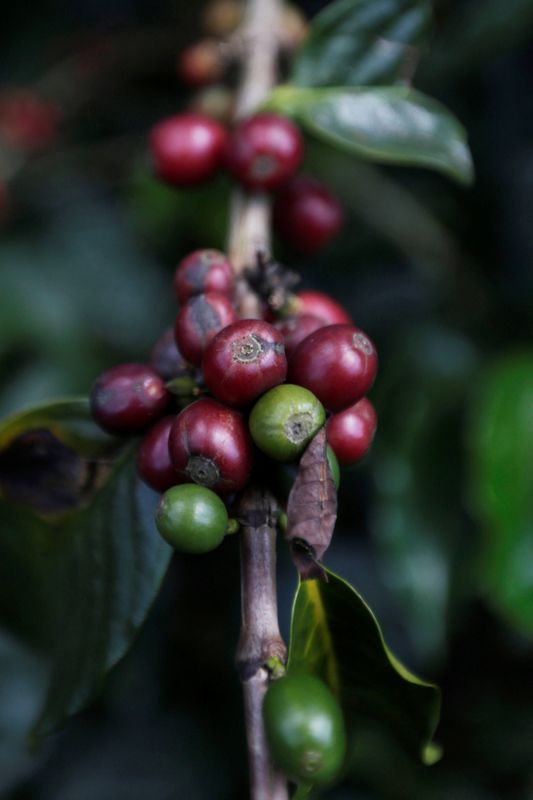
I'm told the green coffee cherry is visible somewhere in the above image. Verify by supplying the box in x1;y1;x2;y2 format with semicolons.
326;445;340;490
263;673;346;785
249;384;325;461
155;484;228;553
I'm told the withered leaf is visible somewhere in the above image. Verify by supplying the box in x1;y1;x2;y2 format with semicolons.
286;428;337;580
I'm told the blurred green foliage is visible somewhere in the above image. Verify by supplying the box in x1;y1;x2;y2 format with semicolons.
0;0;532;798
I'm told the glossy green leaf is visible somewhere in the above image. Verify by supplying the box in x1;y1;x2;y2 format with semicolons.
292;0;431;88
288;569;441;769
0;398;172;734
266;85;473;185
468;353;533;634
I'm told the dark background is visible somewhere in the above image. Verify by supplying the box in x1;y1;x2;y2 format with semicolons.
1;1;532;798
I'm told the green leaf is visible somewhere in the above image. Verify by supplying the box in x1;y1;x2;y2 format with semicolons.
0;398;172;734
288;569;440;768
266;85;473;185
468;353;533;635
292;0;431;88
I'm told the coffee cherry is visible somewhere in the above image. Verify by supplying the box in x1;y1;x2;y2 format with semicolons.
249;384;325;461
326;397;377;466
274;177;343;254
168;398;253;494
149;328;189;381
175;291;237;366
90;363;170;434
275;314;324;357
155;484;228;553
137;416;181;492
294;290;351;325
178;40;222;88
190;86;235;124
202;0;242;36
149;113;228;186
203;319;287;406
263;673;346;785
288;324;377;412
225;113;303;192
0;90;59;152
174;249;234;304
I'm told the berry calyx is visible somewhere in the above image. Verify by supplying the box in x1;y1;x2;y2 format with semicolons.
293;290;351;325
174;291;237;366
274;177;343;253
90;363;170;434
288;324;378;412
174;249;234;304
263;673;346;785
149;328;189;381
177;40;222;88
249;384;325;461
326;397;377;466
137;416;180;492
149;112;228;186
203;319;287;406
225;113;303;192
275;314;324;357
168;398;253;494
155;484;228;553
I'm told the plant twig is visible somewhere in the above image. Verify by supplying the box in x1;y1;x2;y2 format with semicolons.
236;487;288;800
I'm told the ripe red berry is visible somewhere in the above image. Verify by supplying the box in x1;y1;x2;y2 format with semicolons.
90;363;170;434
149;328;189;381
137;416;181;492
225;113;303;192
288;324;377;412
177;40;222;88
149;112;228;186
326;398;377;466
275;314;324;357
175;291;237;366
274;177;343;253
203;319;287;406
174;249;234;304
294;290;351;325
0;90;59;152
168;398;253;494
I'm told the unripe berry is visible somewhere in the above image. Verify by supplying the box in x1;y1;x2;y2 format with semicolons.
177;40;222;88
274;177;343;253
288;324;378;412
203;319;287;406
174;249;234;304
275;314;324;357
175;291;237;366
249;384;325;461
90;363;170;434
137;416;181;492
225;113;303;192
168;398;253;494
149;328;189;381
149;113;228;186
326;397;377;466
202;0;243;36
293;290;351;325
156;484;228;553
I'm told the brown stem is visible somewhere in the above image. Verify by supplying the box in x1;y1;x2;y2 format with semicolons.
237;488;288;800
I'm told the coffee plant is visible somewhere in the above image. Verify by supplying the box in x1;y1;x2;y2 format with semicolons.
1;1;532;799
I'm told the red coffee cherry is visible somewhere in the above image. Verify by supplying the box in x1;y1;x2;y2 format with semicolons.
225;113;303;192
137;416;181;492
149;328;189;381
90;363;170;434
288;324;377;412
275;314;324;358
168;398;253;494
203;319;287;406
0;90;59;152
174;249;234;304
294;290;351;325
274;177;343;254
149;112;228;186
175;291;237;366
177;40;222;88
326;398;377;466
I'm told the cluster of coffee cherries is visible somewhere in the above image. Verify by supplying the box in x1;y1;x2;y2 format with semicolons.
90;244;377;555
